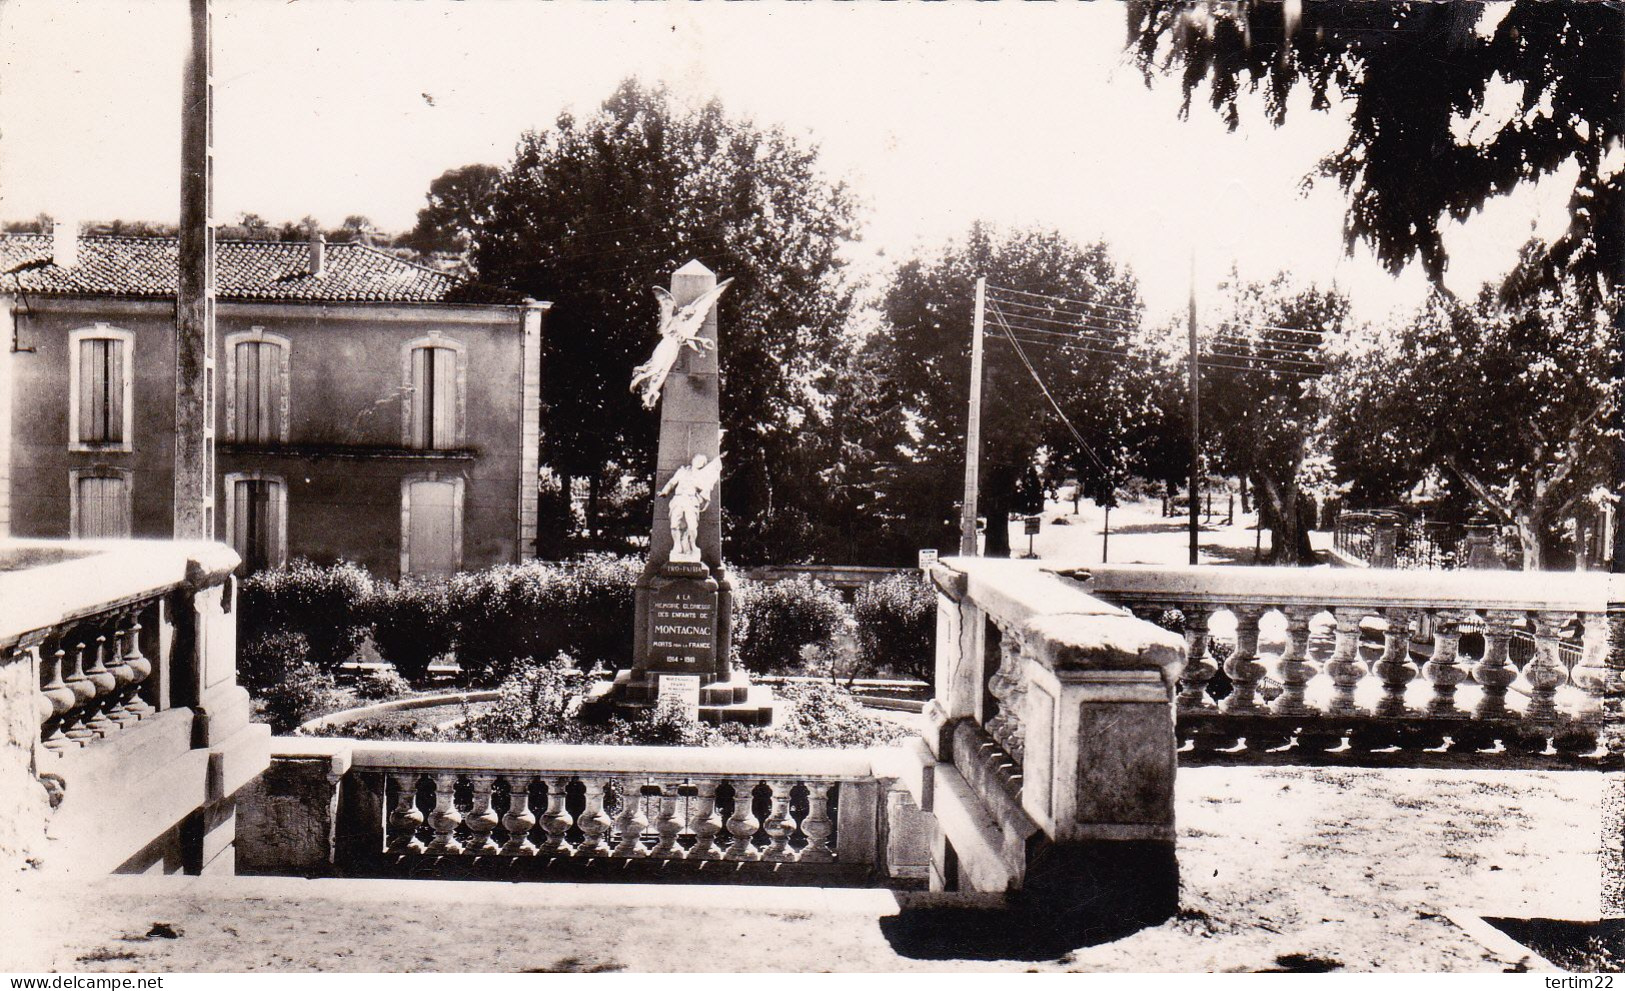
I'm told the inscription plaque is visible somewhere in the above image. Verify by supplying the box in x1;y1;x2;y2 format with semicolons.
646;578;717;672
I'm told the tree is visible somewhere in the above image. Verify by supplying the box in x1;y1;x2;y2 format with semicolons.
400;163;501;257
475;80;857;561
864;224;1157;558
1126;2;1624;303
1326;265;1621;569
1201;275;1350;565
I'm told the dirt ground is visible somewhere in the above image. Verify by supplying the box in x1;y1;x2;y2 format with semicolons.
4;764;1603;973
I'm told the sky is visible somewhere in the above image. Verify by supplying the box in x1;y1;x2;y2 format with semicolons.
0;0;1576;325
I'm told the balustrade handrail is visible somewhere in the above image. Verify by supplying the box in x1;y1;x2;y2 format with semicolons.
1066;562;1614;613
342;739;879;780
1;537;239;651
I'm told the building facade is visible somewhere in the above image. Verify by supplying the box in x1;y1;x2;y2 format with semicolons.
1;232;546;578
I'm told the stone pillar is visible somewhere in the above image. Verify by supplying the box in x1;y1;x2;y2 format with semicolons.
1370;511;1402;568
1603;604;1625;918
516;302;549;561
1462;513;1506;570
1014;612;1186;929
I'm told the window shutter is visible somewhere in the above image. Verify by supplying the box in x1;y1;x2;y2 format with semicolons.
269;480;287;565
230;479;250;562
77;340;96;443
432;347;457;447
411;346;430;448
104;339;125;443
263;344;284;442
234;342;252;441
77;476;130;539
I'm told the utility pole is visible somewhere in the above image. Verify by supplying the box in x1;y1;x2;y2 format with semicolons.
1187;256;1200;566
959;277;987;556
175;0;215;540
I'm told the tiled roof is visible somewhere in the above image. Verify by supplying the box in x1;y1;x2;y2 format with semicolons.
0;233;524;305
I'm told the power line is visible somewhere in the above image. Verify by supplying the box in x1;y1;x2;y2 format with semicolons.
983;291;1142;330
996;333;1324;379
991;320;1133;350
985;283;1145;319
985;303;1111;474
981;301;1139;337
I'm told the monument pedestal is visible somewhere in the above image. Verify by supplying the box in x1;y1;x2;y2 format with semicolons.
589;561;776;726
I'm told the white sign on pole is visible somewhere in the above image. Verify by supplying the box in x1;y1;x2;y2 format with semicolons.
918;548;939;571
657;674;701;719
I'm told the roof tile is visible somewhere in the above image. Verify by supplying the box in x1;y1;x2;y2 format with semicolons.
0;234;523;305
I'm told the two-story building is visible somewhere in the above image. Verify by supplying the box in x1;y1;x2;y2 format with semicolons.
0;229;547;578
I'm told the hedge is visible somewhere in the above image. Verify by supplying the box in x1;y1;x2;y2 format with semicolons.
238;560;375;671
853;571;936;680
238;557;938;687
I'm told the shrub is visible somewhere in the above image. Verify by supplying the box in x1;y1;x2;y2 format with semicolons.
238;629;312;695
350;666;413;702
258;662;346;733
732;576;849;675
461;653;594;743
853;572;936;680
239;560;375;670
365;576;455;681
448;555;640;682
758;682;912;749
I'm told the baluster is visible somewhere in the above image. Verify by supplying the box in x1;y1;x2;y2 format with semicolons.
38;646;76;751
463;774;500;855
1526;611;1575;725
1270;606;1319;717
1372;609;1417;718
650;786;686;859
1220;606;1266;714
576;778;613;856
799;783;836;863
762;780;799;862
1177;606;1216;710
611;778;651;857
424;773;464;855
1423;609;1470;718
724;781;762;861
120;620;155;719
81;635;119;737
1472;610;1523;721
102;626;137;728
1324;608;1369;716
1556;612;1610;755
61;644;96;744
499;774;538;855
687;781;724;860
387;772;427;854
537;777;575;856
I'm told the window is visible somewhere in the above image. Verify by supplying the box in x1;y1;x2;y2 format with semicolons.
68;326;133;451
403;336;464;450
225;330;290;443
224;473;287;572
401;474;463;577
70;469;131;539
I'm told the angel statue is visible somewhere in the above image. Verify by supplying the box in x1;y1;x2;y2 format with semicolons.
659;453;723;562
630;278;734;410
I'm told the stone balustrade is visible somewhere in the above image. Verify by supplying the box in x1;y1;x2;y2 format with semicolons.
1;538;269;874
240;739;897;883
1068;563;1620;759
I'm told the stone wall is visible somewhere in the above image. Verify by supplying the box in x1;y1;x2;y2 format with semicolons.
0;649;49;869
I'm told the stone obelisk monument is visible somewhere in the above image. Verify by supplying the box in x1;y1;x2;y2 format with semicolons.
595;260;774;725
